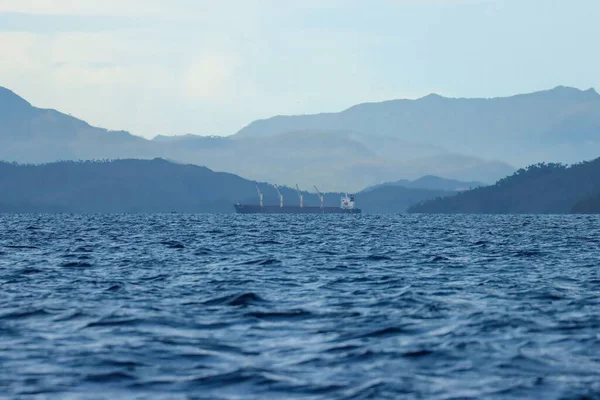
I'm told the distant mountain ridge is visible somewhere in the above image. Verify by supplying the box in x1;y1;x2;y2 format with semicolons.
0;87;152;163
0;86;517;191
0;159;450;213
361;175;485;193
13;85;600;189
408;158;600;214
235;86;600;165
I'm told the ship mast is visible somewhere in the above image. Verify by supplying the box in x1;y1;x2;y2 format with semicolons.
273;184;283;207
255;183;263;207
295;184;303;208
314;185;324;208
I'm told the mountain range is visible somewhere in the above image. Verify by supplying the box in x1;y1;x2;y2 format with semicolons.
1;85;599;192
236;86;600;166
0;159;452;213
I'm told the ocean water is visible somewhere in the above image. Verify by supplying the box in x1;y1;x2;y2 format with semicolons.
1;214;599;399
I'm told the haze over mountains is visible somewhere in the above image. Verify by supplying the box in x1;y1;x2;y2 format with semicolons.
361;176;484;193
1;85;599;192
237;86;600;165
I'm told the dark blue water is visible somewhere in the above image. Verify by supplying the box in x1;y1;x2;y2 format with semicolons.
1;214;599;399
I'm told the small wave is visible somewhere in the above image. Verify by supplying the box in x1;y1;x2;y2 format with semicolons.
317;249;338;255
429;255;450;262
139;274;169;281
73;246;94;253
366;254;392;261
203;292;266;306
240;258;280;266
60;261;93;268
529;289;566;301
0;308;52;320
5;245;39;249
194;247;213;255
185;369;268;388
84;371;136;383
402;349;434;358
20;267;42;275
246;309;313;321
329;264;350;270
106;284;124;292
83;317;140;329
52;310;87;322
160;240;185;249
323;344;362;354
354;326;405;339
341;379;385;400
497;353;552;373
98;359;146;368
256;239;281;245
514;249;542;257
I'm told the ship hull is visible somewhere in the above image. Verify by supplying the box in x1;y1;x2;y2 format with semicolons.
234;204;361;214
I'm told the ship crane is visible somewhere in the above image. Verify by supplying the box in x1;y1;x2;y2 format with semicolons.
314;185;324;209
295;184;304;208
255;183;263;207
273;184;284;208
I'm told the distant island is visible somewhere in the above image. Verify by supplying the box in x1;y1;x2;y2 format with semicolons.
409;158;600;214
0;159;454;213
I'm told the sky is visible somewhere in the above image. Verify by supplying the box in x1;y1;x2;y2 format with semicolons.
0;0;599;138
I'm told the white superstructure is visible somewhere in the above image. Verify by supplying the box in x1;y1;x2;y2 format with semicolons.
340;194;356;210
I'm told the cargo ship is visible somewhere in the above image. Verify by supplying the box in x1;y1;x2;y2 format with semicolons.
234;184;361;214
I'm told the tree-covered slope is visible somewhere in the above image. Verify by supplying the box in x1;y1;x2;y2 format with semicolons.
571;193;600;214
0;159;258;213
408;159;600;214
0;159;449;213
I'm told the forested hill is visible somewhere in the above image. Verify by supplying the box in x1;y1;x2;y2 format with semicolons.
571;193;600;214
0;159;260;213
0;159;448;213
408;158;600;214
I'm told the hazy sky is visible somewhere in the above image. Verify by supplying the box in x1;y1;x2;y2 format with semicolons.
1;0;598;138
